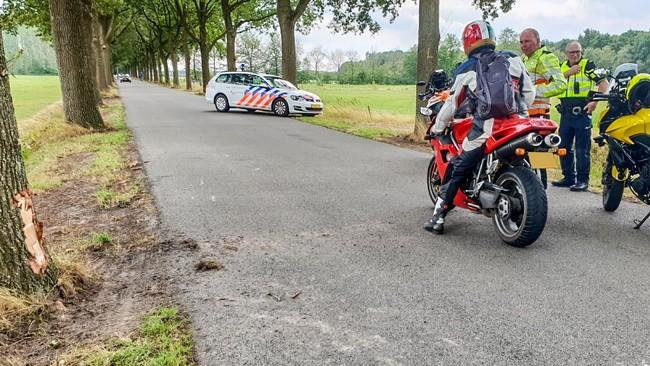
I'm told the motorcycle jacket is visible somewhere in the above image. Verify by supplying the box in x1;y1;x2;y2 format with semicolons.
432;47;535;136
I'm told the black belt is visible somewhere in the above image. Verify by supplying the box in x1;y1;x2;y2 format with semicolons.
556;103;588;116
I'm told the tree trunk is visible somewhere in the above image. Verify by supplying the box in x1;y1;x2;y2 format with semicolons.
50;0;105;129
153;53;159;82
183;42;192;90
277;0;297;84
103;43;113;87
157;57;164;83
199;42;211;93
413;0;440;140
226;29;236;71
98;15;114;87
162;55;170;85
92;16;108;91
0;32;58;294
171;50;180;88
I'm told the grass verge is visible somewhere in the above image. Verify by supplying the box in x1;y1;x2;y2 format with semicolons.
19;96;139;205
61;307;195;365
1;90;137;335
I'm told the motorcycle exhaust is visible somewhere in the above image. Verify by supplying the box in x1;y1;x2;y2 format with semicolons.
527;133;544;147
495;133;543;159
544;134;561;147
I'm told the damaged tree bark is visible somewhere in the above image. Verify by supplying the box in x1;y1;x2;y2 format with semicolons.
0;31;58;294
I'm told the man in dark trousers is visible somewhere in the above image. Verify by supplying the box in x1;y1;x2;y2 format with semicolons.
553;41;609;191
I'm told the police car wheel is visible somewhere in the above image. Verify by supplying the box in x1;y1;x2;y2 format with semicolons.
272;99;289;117
214;94;230;112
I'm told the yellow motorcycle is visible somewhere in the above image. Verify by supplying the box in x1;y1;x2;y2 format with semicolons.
590;63;650;229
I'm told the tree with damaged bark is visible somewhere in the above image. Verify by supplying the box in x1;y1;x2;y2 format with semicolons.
49;0;105;128
276;0;405;84
0;30;58;294
412;0;516;139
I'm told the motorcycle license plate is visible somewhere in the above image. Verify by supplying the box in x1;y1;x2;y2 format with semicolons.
528;152;559;169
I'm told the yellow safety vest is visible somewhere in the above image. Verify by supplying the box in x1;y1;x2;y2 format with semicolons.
559;58;596;100
523;46;567;117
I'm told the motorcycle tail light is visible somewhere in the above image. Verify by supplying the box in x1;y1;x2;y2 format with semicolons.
556;148;568;157
515;148;526;157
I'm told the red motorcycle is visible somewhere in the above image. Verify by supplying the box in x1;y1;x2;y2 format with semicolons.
418;71;566;247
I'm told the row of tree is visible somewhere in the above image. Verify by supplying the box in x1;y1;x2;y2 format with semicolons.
296;28;650;85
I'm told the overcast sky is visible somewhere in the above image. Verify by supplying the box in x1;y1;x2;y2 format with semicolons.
297;0;650;57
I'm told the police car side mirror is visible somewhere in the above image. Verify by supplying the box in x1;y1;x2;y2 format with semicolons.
416;81;426;86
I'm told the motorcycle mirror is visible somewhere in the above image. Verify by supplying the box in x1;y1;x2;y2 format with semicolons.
418;93;427;100
416;81;427;86
420;107;433;116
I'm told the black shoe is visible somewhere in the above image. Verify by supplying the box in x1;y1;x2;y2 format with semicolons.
570;182;589;191
424;218;444;234
551;178;575;188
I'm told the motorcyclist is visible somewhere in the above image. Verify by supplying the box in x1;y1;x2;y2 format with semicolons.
424;20;535;234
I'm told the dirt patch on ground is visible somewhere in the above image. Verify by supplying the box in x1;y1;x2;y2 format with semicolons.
0;140;192;365
378;135;432;154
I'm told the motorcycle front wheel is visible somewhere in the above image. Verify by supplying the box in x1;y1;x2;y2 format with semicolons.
602;160;624;212
427;156;442;204
493;166;548;247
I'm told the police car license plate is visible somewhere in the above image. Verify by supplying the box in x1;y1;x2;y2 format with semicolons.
528;152;559;169
311;103;322;109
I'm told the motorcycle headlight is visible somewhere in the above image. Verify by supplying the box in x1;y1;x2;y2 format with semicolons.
420;107;433;116
290;95;305;101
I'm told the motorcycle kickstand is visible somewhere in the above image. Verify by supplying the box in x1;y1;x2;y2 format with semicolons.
633;211;650;230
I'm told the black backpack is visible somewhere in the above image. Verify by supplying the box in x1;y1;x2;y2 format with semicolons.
474;51;518;120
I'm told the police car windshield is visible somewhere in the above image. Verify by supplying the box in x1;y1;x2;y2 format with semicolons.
266;77;297;90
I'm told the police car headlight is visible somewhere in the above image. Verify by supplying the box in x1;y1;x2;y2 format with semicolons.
290;95;305;101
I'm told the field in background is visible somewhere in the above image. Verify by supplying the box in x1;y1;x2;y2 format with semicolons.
299;83;416;138
10;75;61;121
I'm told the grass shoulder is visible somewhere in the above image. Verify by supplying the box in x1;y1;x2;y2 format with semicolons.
2;87;194;365
60;307;196;365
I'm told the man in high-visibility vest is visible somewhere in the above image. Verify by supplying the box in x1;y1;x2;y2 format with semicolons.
554;41;609;191
519;28;566;189
520;28;567;118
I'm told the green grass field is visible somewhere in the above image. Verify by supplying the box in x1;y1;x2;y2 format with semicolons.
9;75;61;121
300;83;415;115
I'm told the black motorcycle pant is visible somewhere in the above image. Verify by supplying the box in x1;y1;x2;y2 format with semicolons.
438;119;493;209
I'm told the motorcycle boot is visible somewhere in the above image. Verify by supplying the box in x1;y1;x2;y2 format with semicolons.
424;197;451;234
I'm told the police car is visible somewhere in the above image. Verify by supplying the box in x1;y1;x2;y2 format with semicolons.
205;72;324;117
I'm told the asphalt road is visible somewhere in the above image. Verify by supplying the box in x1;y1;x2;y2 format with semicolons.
120;81;650;365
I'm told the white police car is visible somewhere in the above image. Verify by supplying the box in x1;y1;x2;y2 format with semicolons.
205;72;323;117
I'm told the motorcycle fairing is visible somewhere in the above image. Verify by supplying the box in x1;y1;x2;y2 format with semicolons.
606;108;650;144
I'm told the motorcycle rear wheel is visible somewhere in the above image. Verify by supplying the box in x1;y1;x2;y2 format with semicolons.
427;156;442;204
493;166;547;247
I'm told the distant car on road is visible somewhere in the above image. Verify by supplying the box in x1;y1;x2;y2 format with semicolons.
120;74;131;83
205;72;323;117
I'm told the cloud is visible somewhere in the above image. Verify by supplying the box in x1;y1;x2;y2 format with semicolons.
297;0;650;58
